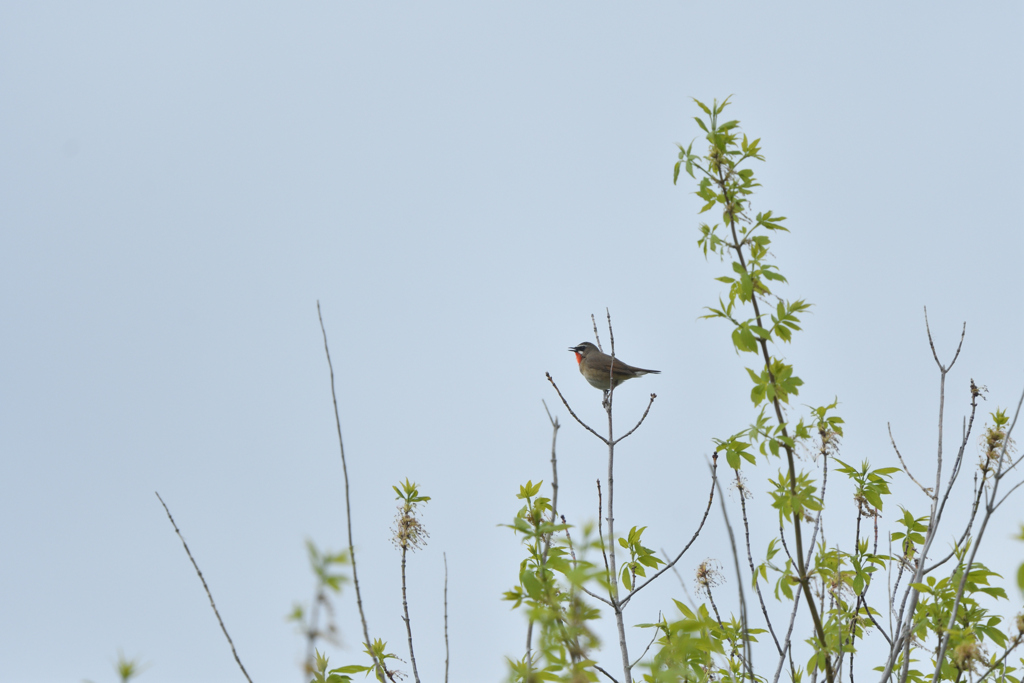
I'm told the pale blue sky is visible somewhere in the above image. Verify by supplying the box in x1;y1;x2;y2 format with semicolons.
2;3;1022;682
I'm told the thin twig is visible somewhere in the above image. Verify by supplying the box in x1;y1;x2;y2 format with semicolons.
923;308;966;371
933;381;981;527
600;311;630;683
397;532;417;683
613;393;657;445
444;553;449;683
543;400;561;517
734;470;783;655
155;493;253;683
596;480;611;585
527;402;563;656
563;517;613;606
621;454;718;607
606;308;615;357
773;587;803;683
924;386;984;576
777;517;794;564
888;424;931;496
630;614;663;668
661;547;698;611
591;314;603;352
546;373;608;444
594;665;621;683
994;478;1024;510
716;473;754;682
317;302;383;679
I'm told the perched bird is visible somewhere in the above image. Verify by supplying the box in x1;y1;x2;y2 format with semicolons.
569;342;660;391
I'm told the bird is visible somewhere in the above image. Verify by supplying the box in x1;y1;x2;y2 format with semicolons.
568;342;660;391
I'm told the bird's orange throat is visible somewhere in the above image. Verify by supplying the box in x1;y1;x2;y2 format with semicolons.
574;351;582;364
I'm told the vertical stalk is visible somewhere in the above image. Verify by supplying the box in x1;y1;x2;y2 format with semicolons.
317;302;384;680
605;383;632;683
401;545;420;683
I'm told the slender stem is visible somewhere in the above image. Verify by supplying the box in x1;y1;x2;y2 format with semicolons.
156;493;253;683
400;545;420;683
735;470;782;655
543;400;561;518
594;665;622;683
317;302;383;679
527;402;561;656
773;584;804;683
888;424;931;496
546;373;608;444
444;553;449;683
596;481;610;587
612;393;657;445
604;380;632;683
621;454;717;607
717;474;754;681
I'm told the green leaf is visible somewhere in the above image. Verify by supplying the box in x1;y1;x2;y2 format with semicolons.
521;569;542;598
331;665;371;674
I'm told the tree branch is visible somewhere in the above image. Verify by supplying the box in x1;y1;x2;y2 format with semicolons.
317;302;384;680
156;493;253;683
621;454;718;607
546;373;608;444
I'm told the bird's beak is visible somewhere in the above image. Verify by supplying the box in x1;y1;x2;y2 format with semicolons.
568;346;578;353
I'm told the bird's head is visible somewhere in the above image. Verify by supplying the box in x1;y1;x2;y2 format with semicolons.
568;341;598;363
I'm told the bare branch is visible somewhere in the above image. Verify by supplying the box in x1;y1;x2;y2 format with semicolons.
596;480;611;587
444;553;450;683
542;400;561;517
613;393;658;445
630;614;663;669
594;665;621;683
400;527;420;683
716;472;755;682
156;493;253;683
661;546;698;610
591;313;603;352
562;516;614;607
528;401;564;656
922;307;966;372
993;478;1024;511
773;585;803;683
734;470;783;655
317;302;385;680
546;373;608;444
621;454;718;607
933;381;982;525
888;423;931;497
606;307;616;357
777;517;794;565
